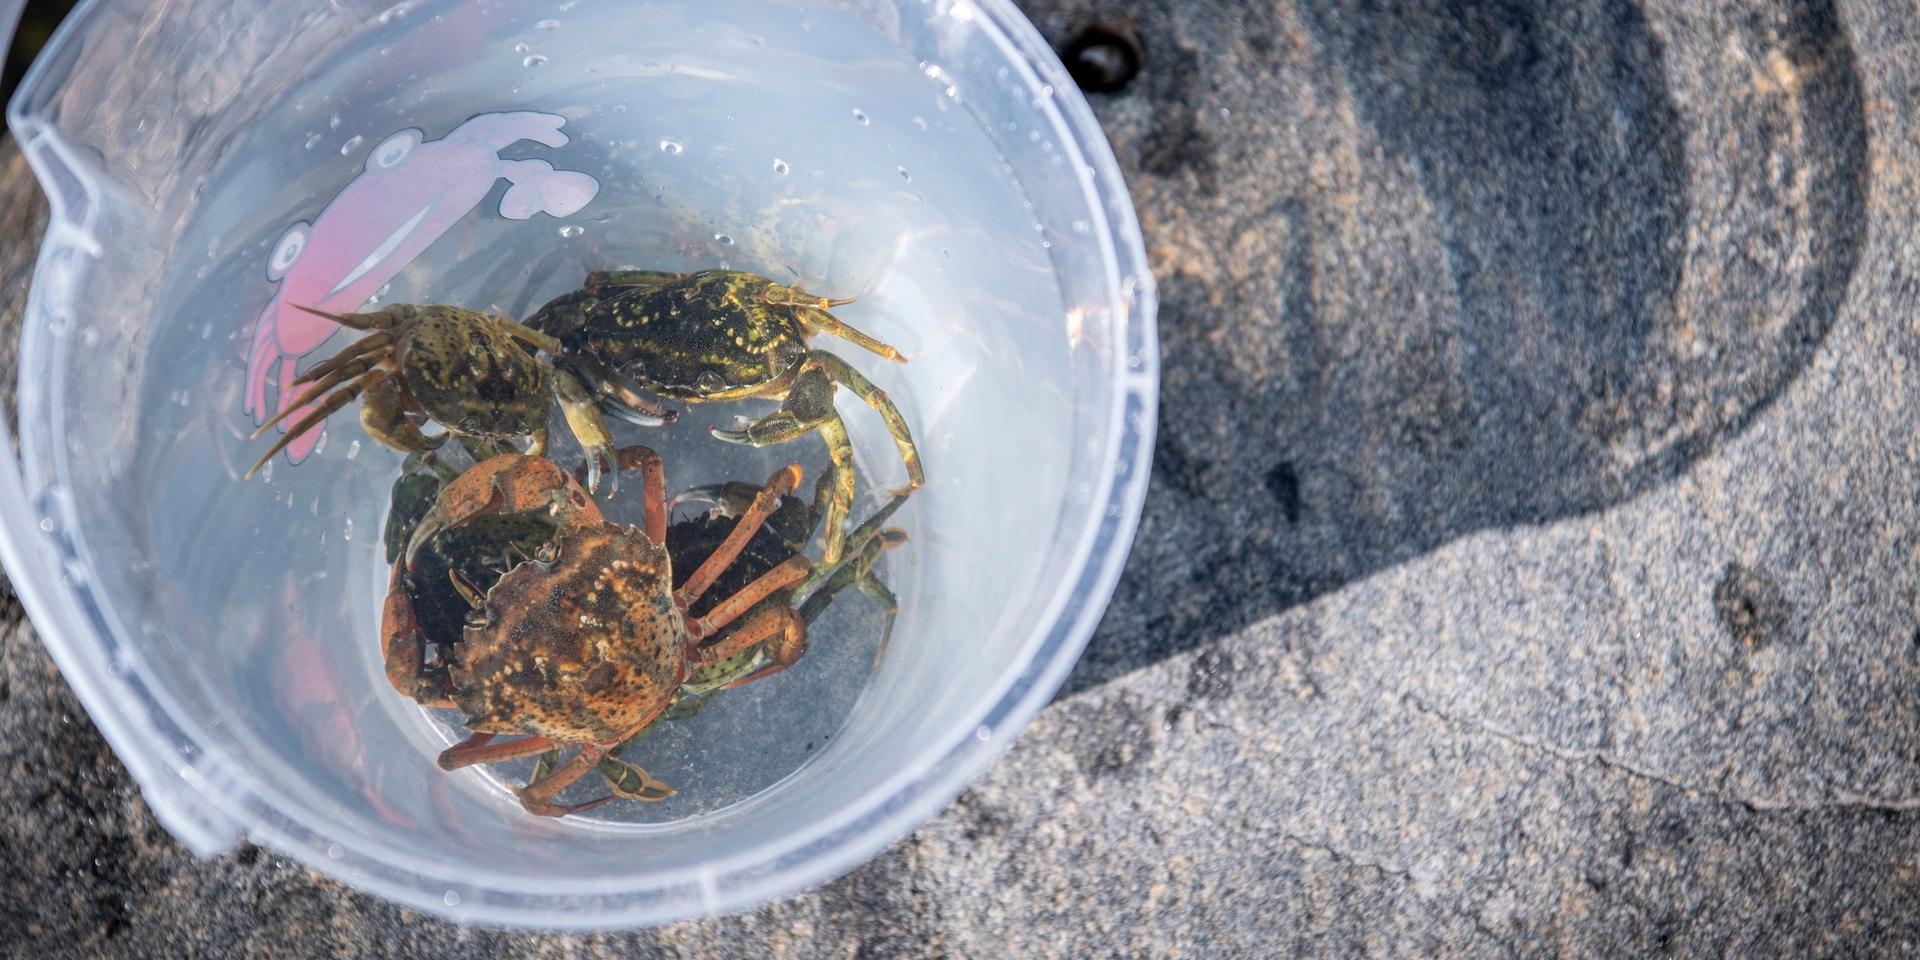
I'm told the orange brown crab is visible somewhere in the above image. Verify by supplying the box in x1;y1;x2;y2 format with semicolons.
381;448;820;816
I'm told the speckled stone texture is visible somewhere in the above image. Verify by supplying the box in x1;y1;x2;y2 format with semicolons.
6;0;1920;954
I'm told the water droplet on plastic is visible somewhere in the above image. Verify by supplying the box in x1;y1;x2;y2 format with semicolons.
897;166;912;182
1071;219;1091;234
912;116;928;131
347;440;362;460
522;54;548;67
312;431;329;457
535;18;561;29
851;108;870;125
260;460;275;483
443;891;461;907
713;233;734;246
659;139;682;154
513;41;531;53
772;158;789;175
559;224;585;238
340;135;365;155
945;85;959;99
326;843;344;859
200;323;212;339
328;112;342;129
303;133;322;150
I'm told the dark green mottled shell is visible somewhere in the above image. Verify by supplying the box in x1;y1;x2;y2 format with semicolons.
404;511;561;652
531;270;810;398
397;306;550;437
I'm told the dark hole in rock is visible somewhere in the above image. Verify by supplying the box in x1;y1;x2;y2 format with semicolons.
1061;25;1142;94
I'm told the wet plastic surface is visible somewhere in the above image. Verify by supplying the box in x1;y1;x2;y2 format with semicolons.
0;0;1154;928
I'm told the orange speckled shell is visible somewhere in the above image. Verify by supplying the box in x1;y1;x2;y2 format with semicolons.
437;454;601;531
452;526;683;742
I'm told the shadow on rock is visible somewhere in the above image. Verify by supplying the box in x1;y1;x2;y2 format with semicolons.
1056;0;1867;694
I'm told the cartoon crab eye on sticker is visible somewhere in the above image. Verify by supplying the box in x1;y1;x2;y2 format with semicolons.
368;129;424;170
266;222;310;281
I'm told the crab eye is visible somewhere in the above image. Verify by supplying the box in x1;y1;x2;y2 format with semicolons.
267;223;309;280
368;129;423;170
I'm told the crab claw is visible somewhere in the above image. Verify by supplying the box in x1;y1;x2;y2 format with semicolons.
604;395;677;428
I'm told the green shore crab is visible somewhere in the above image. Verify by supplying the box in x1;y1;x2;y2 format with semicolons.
524;268;924;563
244;303;671;480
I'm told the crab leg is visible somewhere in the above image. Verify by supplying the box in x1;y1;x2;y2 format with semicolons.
809;351;924;493
698;604;808;690
799;524;906;624
437;732;561;770
800;306;906;363
289;303;401;331
243;368;388;478
687;554;810;640
674;464;803;609
249;353;383;438
517;741;622;817
486;314;564;356
709;370;856;562
628;446;668;546
290;331;393;388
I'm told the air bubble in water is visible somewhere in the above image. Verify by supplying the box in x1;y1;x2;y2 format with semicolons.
912;116;929;131
523;54;548;67
559;224;585;238
37;517;53;533
347;440;362;460
772;158;789;175
897;166;911;182
328;112;342;129
260;460;275;483
659;140;682;154
340;135;364;155
513;41;531;53
344;518;354;541
713;233;734;246
327;844;344;859
535;18;561;29
852;108;870;125
443;891;461;907
1072;219;1091;234
303;133;322;150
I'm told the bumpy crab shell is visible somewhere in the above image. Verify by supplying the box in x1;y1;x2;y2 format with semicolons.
452;525;683;744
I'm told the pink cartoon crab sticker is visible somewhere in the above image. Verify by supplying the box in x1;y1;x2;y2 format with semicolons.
242;110;600;463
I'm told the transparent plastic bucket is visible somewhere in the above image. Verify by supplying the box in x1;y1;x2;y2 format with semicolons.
0;0;1156;927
